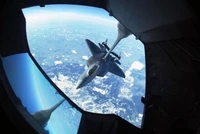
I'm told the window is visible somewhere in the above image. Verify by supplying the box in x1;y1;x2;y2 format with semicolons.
23;4;146;128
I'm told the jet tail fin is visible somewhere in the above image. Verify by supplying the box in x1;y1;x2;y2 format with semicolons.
108;62;125;78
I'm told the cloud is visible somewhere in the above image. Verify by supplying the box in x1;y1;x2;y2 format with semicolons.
130;61;144;70
118;87;133;100
71;50;77;54
82;56;89;60
54;61;63;65
92;87;107;95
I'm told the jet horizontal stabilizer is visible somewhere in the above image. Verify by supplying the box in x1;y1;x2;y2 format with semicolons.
108;62;125;78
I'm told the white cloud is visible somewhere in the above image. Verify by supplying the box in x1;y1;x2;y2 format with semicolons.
123;61;144;86
130;61;144;70
82;56;89;60
124;70;134;87
92;87;107;95
54;60;63;65
118;87;133;100
51;73;78;94
71;50;77;54
138;113;143;118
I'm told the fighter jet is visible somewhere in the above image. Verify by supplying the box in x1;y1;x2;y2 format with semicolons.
76;39;125;89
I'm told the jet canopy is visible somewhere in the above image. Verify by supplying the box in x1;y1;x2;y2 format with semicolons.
87;64;99;76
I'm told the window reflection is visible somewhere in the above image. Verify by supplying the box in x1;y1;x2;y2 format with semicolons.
2;53;81;134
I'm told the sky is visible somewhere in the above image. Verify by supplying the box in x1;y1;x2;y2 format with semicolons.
22;4;117;26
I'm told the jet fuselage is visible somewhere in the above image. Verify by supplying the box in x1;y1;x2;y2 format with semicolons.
76;39;125;89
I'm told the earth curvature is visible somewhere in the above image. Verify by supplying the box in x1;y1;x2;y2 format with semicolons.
23;4;146;129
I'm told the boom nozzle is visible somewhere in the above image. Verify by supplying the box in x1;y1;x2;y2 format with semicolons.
103;22;132;60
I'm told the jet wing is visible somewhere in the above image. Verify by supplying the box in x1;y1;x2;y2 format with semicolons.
108;62;125;78
85;39;103;55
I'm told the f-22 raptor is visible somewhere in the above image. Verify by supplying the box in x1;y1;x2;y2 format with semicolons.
76;39;125;89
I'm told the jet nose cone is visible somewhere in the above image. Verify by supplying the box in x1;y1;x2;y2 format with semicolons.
76;83;83;89
76;72;88;89
76;70;96;89
76;80;86;89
